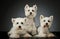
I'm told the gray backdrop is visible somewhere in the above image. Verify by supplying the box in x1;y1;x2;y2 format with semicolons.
1;0;60;32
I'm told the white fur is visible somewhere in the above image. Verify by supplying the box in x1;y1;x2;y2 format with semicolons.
24;4;37;36
24;4;37;18
8;18;31;38
35;15;55;37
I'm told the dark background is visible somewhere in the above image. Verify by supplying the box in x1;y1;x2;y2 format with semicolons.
1;0;60;32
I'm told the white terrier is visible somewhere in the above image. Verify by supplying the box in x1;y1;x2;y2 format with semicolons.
35;15;55;37
24;4;37;36
8;18;31;38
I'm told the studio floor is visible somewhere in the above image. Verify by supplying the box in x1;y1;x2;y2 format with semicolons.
0;31;60;39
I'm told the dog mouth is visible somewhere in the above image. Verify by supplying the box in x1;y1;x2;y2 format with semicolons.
27;15;33;18
44;25;49;28
18;26;22;30
28;14;33;16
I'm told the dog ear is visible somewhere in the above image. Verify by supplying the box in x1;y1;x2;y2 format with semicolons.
40;15;44;20
24;4;29;9
11;18;15;23
33;4;37;10
50;16;53;21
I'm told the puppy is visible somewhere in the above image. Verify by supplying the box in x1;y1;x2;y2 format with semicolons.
35;15;55;37
24;4;37;36
8;18;31;39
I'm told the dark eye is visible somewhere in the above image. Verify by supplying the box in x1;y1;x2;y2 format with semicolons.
48;20;50;22
28;10;30;11
43;20;45;22
16;22;19;24
32;10;34;12
21;22;23;24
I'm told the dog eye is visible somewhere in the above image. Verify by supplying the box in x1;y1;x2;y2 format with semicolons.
32;10;34;12
43;20;45;22
16;22;19;24
21;22;23;24
48;20;50;22
28;10;30;11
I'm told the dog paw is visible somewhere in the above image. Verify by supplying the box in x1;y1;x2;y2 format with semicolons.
23;33;32;37
33;35;40;37
48;33;55;37
34;34;47;37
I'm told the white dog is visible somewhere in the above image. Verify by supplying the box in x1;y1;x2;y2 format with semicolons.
35;15;55;37
8;18;31;38
24;4;37;36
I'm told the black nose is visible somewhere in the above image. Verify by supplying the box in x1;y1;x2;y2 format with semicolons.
19;26;21;28
46;23;48;25
30;12;32;15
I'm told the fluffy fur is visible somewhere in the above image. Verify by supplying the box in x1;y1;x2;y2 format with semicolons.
35;15;55;37
8;18;31;38
24;4;37;36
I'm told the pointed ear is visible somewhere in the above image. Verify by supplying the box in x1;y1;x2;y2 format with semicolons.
40;15;44;20
33;4;37;10
50;16;53;21
24;4;29;10
11;18;15;23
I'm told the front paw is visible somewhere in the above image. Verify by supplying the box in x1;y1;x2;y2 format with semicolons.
48;33;55;37
33;35;40;37
34;34;47;37
23;33;32;37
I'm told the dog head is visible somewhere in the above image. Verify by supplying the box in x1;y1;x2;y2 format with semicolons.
40;15;53;28
11;17;26;29
8;18;26;37
24;4;37;18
